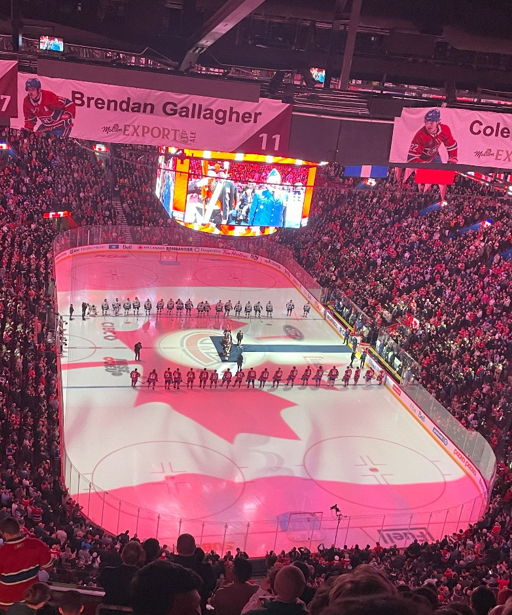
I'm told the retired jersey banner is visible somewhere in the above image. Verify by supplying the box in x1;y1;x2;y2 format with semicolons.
0;60;18;117
390;107;512;170
12;74;292;154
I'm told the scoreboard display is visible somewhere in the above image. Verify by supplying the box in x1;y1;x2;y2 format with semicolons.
155;148;320;236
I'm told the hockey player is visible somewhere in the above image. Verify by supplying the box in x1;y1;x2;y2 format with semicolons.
244;301;252;318
246;367;256;388
254;302;262;318
210;370;219;388
144;299;152;316
112;298;121;316
259;367;269;388
197;301;204;317
301;366;312;386
286;300;295;317
353;367;361;386
166;299;174;316
215;300;223;318
133;297;141;315
186;368;195;389
342;367;352;388
123;298;131;317
408;109;458;164
164;368;172;390
303;302;311;318
173;368;182;390
101;299;109;315
313;366;324;388
23;77;76;137
221;368;232;388
286;366;298;387
176;298;184;316
234;301;242;317
204;301;211;317
266;301;273;319
364;368;374;386
327;366;339;387
199;369;209;389
377;370;385;385
185;299;193;316
234;368;245;388
147;369;158;389
272;367;283;388
88;304;97;317
156;299;164;315
224;300;232;317
130;368;140;388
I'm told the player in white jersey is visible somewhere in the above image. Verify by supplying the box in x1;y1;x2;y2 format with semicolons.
123;299;131;316
167;299;174;316
303;302;311;317
144;299;152;315
101;299;109;315
244;302;252;318
224;300;232;317
234;301;242;317
112;298;121;316
286;300;295;316
266;301;273;318
133;297;141;315
254;302;262;318
88;304;97;317
156;299;164;315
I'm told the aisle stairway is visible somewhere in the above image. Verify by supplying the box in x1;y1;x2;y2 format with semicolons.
112;195;133;243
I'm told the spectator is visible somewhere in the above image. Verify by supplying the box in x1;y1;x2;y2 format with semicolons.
209;558;258;615
244;565;306;614
470;587;496;615
131;560;202;615
98;540;143;606
57;590;84;615
170;534;216;603
0;518;52;610
6;583;51;615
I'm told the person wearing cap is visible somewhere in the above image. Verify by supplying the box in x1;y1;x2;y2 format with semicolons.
244;565;306;614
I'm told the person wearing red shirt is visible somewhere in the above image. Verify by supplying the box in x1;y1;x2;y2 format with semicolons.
147;369;158;390
327;367;339;387
0;517;53;609
313;366;324;388
210;370;219;388
233;369;244;388
259;368;269;388
23;78;76;137
286;367;298;387
186;369;195;389
173;369;182;390
164;368;172;390
246;368;256;388
199;369;209;389
342;368;352;387
272;368;283;388
221;369;232;388
130;369;140;388
407;109;458;164
301;366;311;386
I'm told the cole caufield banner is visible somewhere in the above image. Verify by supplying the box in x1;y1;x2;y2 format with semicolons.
390;107;512;170
12;74;293;155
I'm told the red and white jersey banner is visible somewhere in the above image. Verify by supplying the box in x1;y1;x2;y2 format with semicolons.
390;107;512;170
0;61;18;117
12;74;292;155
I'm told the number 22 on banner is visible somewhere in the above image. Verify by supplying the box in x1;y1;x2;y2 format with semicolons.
259;133;281;152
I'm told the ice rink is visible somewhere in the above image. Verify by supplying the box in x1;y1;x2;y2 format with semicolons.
55;249;485;554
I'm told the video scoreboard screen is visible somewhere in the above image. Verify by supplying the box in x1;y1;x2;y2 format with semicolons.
155;148;319;236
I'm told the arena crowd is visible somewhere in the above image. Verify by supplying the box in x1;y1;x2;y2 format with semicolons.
1;131;512;615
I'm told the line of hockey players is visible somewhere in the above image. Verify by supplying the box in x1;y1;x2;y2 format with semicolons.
83;298;310;318
130;365;386;389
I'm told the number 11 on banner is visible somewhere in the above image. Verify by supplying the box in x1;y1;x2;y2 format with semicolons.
259;133;281;152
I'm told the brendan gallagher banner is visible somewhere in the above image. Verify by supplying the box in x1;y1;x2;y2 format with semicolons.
390;107;512;170
0;60;18;117
11;74;292;155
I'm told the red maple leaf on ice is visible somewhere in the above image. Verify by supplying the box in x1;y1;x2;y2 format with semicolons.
109;316;300;443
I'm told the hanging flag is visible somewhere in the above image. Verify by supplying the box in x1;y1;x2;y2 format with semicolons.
414;169;455;185
344;165;388;178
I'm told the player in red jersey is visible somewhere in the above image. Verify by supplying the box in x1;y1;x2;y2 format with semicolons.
272;368;283;388
130;368;140;388
221;368;232;388
234;368;245;388
164;368;172;390
342;368;352;387
23;78;76;137
301;366;312;386
353;367;361;385
407;109;458;164
210;370;219;388
246;368;256;388
259;368;269;388
364;368;374;386
186;368;195;389
286;367;298;387
199;369;209;389
173;368;182;390
377;370;385;385
327;366;339;387
313;366;324;388
147;369;158;389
